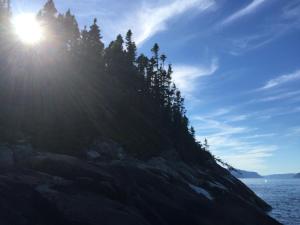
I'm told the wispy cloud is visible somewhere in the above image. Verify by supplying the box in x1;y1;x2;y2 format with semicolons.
121;0;216;45
286;127;300;137
172;57;219;94
193;115;277;171
258;90;300;102
227;1;300;55
194;117;251;136
242;133;276;139
282;1;300;21
221;0;268;26
246;106;300;121
208;107;233;117
228;32;276;55
246;88;300;104
221;145;277;171
225;114;250;122
260;69;300;90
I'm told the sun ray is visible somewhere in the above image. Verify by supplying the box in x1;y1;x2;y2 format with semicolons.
12;13;44;45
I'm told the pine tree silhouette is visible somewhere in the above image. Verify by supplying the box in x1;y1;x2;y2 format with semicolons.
0;0;214;163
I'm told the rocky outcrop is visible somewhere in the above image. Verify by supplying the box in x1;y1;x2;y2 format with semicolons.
85;139;125;161
0;149;282;225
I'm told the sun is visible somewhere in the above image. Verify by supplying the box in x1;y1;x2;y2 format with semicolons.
12;13;44;45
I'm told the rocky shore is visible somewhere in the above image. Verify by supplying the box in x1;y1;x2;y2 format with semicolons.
0;142;282;225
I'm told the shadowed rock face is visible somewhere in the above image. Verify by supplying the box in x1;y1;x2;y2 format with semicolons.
0;151;282;225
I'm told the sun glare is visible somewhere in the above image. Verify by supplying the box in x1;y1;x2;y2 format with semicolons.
12;13;44;45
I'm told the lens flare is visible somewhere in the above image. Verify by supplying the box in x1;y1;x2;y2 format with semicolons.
12;13;44;45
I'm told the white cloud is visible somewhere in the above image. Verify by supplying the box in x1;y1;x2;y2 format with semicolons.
226;3;300;55
228;32;276;55
225;114;249;122
258;90;300;102
221;145;277;171
261;69;300;90
221;0;268;26
242;133;276;139
208;107;233;117
194;117;251;136
286;127;300;137
245;106;300;121
192;115;277;172
172;58;218;94
119;0;216;45
282;1;300;21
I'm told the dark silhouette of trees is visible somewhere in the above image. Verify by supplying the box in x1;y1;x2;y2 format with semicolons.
125;30;137;65
87;19;104;60
62;9;80;52
0;0;213;163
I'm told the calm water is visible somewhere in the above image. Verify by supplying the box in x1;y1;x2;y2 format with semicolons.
242;179;300;225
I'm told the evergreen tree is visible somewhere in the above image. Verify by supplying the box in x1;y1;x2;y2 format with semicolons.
136;54;148;75
0;0;10;22
125;29;137;64
151;43;159;69
145;57;155;94
88;18;104;57
63;9;80;51
190;126;196;139
165;64;173;107
204;138;209;151
37;0;61;48
38;0;57;19
136;54;148;95
0;0;11;48
0;0;213;163
105;34;126;75
150;43;160;103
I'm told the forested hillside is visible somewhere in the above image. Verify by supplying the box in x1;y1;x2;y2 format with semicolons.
0;0;211;163
0;2;284;225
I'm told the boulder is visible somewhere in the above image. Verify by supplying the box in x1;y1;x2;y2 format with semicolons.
86;139;125;161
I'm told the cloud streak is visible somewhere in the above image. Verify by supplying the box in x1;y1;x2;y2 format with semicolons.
221;0;268;26
121;0;215;45
221;145;277;171
192;110;277;172
258;90;300;102
227;1;300;55
261;69;300;90
172;58;219;94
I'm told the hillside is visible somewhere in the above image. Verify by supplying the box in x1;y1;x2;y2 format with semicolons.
231;170;298;179
0;1;282;225
265;173;296;179
0;1;207;164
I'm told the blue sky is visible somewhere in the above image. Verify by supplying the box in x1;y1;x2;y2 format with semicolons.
12;0;300;175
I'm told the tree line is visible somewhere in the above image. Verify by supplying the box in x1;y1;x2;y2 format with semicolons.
0;0;213;163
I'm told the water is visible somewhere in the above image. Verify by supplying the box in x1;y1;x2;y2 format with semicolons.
241;179;300;225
